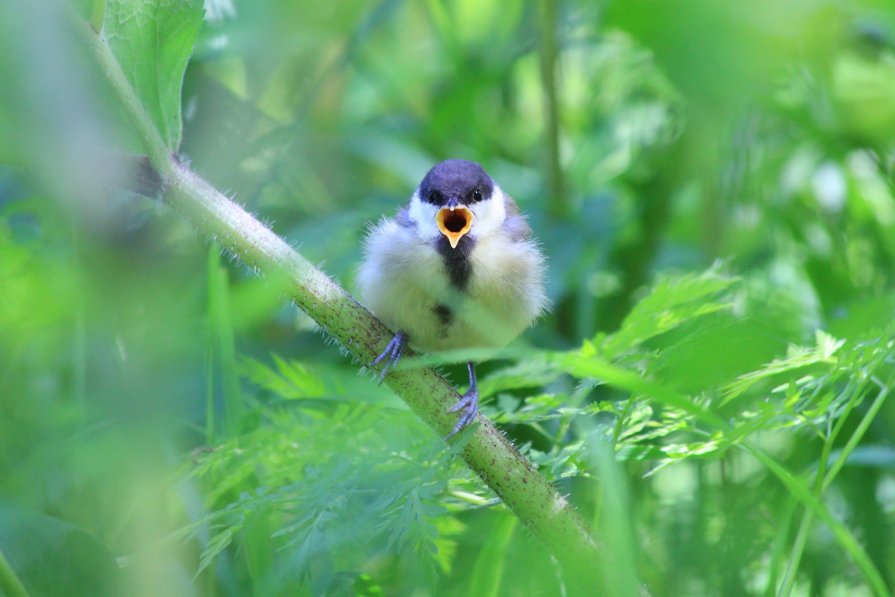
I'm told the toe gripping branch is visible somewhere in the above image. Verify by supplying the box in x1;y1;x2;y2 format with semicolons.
372;335;479;440
371;331;408;384
446;361;478;440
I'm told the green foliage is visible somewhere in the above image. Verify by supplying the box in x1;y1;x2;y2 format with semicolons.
0;506;120;596
2;0;895;595
176;357;475;593
598;268;739;359
103;0;204;150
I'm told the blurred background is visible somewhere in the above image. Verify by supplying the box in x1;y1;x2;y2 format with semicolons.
1;0;895;595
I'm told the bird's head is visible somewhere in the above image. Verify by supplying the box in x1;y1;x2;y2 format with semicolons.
405;159;507;249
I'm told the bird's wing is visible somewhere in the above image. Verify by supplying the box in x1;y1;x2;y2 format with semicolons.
504;193;521;216
395;205;415;228
502;194;532;241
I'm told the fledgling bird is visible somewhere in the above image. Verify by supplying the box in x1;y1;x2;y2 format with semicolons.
358;159;548;437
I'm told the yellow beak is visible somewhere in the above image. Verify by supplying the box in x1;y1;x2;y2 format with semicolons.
435;205;474;249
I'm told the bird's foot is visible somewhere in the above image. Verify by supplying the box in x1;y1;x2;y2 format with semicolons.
371;331;408;384
446;387;478;440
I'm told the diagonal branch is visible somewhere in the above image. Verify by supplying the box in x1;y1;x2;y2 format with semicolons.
76;12;603;586
166;164;601;574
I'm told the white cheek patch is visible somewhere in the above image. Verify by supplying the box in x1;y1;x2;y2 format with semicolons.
470;185;507;238
406;190;441;239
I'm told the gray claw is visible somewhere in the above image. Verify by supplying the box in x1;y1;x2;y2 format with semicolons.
371;331;407;384
446;389;478;440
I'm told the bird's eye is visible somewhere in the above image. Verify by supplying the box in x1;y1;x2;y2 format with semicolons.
427;190;442;204
472;188;483;202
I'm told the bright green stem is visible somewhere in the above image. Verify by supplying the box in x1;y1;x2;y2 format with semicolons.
76;12;603;584
776;441;831;597
778;381;890;596
748;439;889;597
206;244;243;437
822;382;889;492
778;380;859;597
0;547;29;597
537;0;567;219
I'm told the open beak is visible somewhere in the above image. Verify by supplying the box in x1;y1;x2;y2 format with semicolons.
435;205;474;249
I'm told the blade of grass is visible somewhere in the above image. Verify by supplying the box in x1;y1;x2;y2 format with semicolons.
207;243;243;437
775;437;832;597
592;441;640;597
765;498;800;595
468;514;517;597
0;546;29;597
537;0;567;219
204;343;215;444
745;441;889;597
822;378;889;492
558;351;889;594
777;378;865;595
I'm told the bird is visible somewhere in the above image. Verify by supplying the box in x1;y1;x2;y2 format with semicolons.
357;159;548;438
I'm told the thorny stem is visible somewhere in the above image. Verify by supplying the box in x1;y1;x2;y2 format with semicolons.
76;11;604;588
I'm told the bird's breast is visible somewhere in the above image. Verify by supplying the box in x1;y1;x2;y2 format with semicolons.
358;220;546;355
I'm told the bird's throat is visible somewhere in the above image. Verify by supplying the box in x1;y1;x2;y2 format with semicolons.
436;234;474;291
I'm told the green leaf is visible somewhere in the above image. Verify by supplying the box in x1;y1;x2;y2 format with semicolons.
90;0;106;32
478;357;557;399
722;330;844;404
601;268;738;358
196;526;236;578
103;0;204;149
70;0;104;27
240;354;327;400
833;52;895;145
550;349;727;429
0;505;119;597
649;312;791;393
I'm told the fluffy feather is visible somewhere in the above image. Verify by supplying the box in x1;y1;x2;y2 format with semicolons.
357;182;547;355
